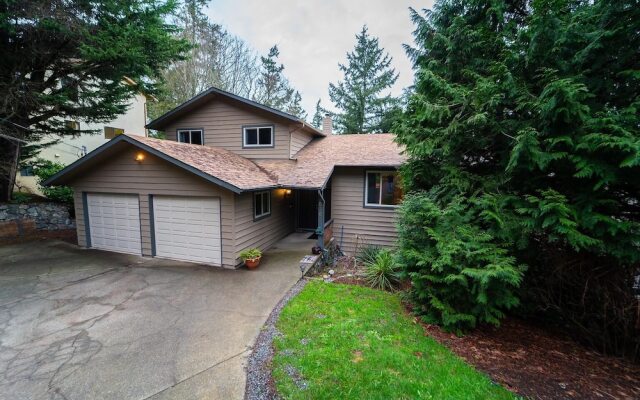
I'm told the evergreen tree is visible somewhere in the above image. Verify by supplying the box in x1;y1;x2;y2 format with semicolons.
311;99;324;129
257;45;294;110
0;0;189;200
328;26;399;133
286;91;307;120
396;1;640;360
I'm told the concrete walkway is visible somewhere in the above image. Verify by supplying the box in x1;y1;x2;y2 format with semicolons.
0;233;314;400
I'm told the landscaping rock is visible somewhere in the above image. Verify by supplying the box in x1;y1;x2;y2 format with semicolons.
0;202;75;237
245;279;308;400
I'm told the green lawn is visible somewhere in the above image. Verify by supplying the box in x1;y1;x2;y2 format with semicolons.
272;281;515;400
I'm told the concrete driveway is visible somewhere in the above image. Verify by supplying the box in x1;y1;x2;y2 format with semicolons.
0;233;312;400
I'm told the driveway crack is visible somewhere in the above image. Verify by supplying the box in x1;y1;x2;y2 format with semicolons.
141;350;250;400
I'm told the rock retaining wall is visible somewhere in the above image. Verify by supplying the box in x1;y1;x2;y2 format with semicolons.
0;203;75;238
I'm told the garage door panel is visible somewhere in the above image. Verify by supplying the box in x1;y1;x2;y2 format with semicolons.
87;193;141;255
153;196;222;265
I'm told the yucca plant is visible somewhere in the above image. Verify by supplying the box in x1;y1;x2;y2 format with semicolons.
364;249;400;291
356;244;383;266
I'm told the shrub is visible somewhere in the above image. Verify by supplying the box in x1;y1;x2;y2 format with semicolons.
364;249;400;291
10;191;32;204
33;159;73;204
356;244;383;266
397;193;526;333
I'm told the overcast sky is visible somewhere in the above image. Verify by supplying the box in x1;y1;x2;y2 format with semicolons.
207;0;434;118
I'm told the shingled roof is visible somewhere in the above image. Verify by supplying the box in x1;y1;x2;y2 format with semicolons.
128;136;278;190
255;134;406;189
45;133;405;192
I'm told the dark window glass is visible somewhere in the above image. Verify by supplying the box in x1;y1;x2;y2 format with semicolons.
381;173;396;205
258;128;272;145
178;131;190;143
20;166;34;177
366;173;380;204
366;172;403;206
245;128;258;145
254;191;271;218
191;131;203;145
255;193;262;216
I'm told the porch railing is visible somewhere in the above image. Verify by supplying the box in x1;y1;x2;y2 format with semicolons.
323;218;334;246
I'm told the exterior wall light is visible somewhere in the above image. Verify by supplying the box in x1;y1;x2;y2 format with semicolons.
284;189;292;199
135;152;145;163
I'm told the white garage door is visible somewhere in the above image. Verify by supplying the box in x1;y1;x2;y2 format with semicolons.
87;193;141;255
152;196;222;265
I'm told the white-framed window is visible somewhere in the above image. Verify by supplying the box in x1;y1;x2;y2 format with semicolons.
177;129;204;145
365;171;403;207
243;126;274;147
254;191;271;219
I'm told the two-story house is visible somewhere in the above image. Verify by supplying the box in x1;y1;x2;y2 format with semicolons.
16;78;149;194
44;87;405;268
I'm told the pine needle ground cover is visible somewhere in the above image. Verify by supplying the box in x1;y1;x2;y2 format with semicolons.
272;281;515;399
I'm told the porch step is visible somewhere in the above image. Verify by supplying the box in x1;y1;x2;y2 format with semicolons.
299;254;321;277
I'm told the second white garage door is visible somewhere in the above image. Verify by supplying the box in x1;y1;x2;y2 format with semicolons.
152;196;222;265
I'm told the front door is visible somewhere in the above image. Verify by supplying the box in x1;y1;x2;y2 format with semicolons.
296;190;318;230
296;188;331;231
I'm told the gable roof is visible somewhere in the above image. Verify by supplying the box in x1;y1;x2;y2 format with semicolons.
44;135;277;193
45;133;405;192
255;134;406;189
146;86;324;137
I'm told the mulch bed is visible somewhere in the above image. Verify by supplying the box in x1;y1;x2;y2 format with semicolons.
419;317;640;400
0;229;77;246
306;255;640;399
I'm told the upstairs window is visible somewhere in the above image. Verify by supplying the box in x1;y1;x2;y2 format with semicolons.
104;126;124;139
243;126;273;147
20;166;34;177
177;129;204;145
254;191;271;220
365;171;403;207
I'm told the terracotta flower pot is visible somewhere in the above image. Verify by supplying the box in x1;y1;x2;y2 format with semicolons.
245;256;261;269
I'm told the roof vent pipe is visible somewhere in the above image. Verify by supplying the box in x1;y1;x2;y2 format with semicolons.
322;114;333;135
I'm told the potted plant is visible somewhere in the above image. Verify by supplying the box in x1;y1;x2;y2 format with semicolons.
239;248;262;269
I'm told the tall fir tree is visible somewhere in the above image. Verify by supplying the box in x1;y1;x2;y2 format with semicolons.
328;26;399;133
396;0;640;360
286;91;307;119
257;45;294;110
311;99;324;129
0;0;189;200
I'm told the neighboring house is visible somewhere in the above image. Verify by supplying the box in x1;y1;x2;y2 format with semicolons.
45;87;405;268
16;81;149;194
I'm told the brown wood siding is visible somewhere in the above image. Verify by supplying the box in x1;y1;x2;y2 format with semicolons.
70;147;237;267
290;129;313;158
234;188;294;263
163;99;294;159
331;167;399;255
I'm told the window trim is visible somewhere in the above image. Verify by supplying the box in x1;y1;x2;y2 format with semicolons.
176;128;205;145
253;190;272;220
363;170;402;209
242;125;275;148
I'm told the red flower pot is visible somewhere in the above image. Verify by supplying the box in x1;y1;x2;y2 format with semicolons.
245;257;261;269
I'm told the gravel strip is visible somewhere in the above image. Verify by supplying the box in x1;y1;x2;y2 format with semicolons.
245;278;309;400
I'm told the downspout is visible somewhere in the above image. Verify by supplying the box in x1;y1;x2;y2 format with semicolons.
316;189;325;250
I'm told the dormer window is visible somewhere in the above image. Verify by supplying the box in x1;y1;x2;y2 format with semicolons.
243;125;273;148
177;129;204;145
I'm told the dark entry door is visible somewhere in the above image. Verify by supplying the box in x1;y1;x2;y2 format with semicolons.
297;190;318;230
